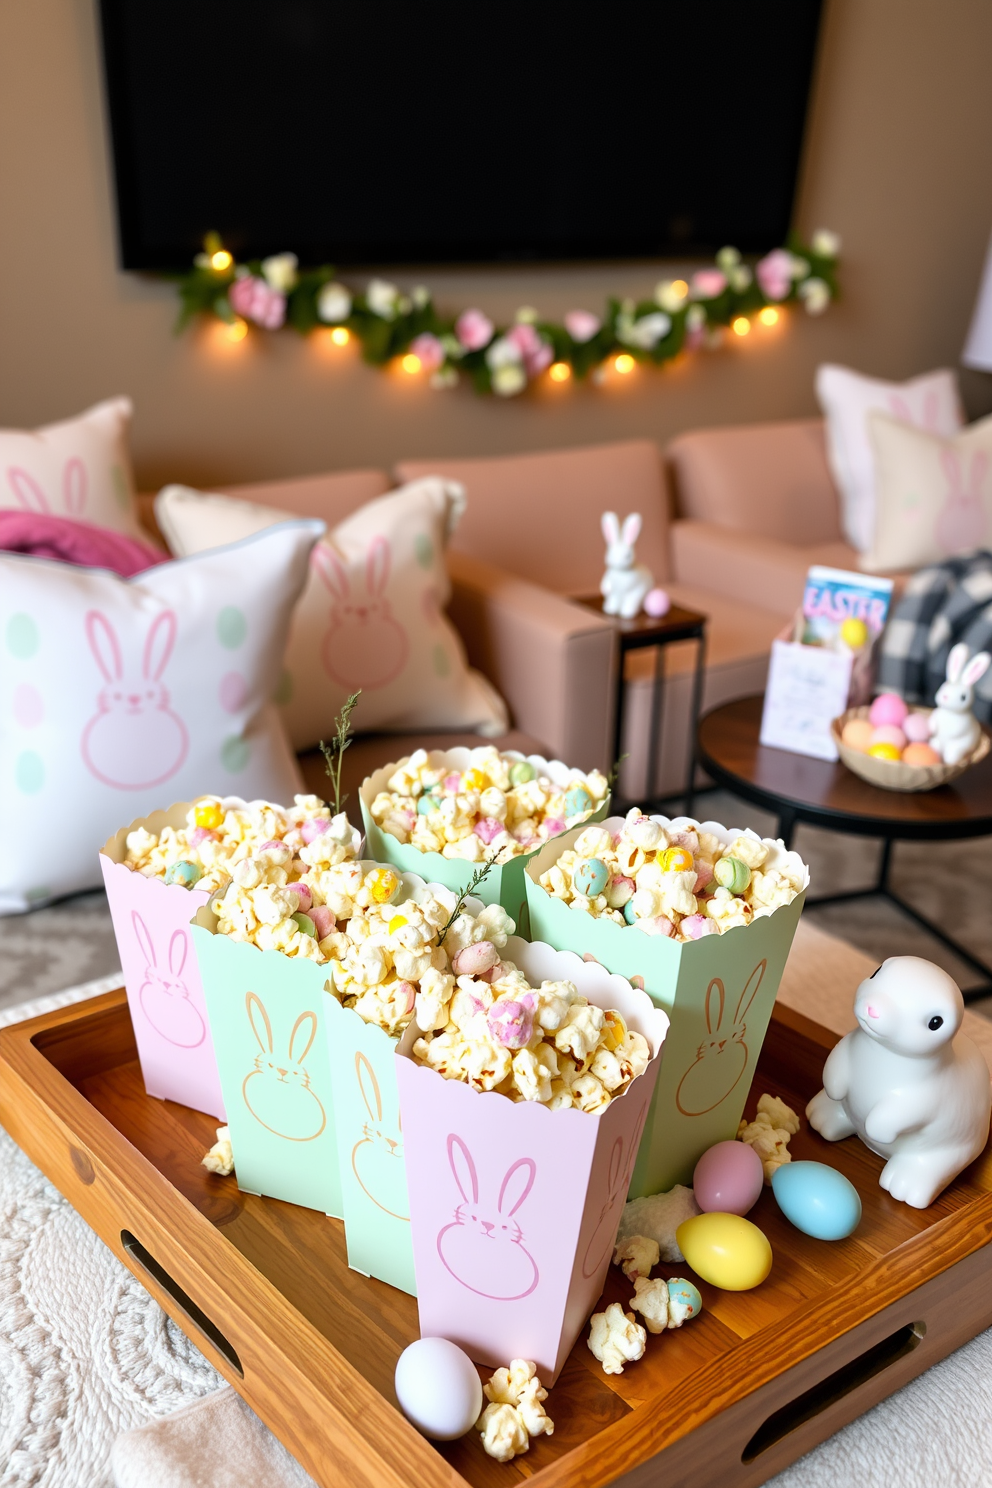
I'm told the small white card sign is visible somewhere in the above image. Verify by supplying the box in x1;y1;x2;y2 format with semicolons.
760;640;853;761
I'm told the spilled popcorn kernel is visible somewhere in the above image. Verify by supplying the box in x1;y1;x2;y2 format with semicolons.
201;1125;234;1176
476;1359;553;1461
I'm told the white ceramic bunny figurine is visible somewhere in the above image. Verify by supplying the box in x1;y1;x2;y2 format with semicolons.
807;956;991;1208
601;512;653;619
929;643;991;765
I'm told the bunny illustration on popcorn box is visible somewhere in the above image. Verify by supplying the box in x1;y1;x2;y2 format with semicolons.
321;874;498;1296
101;801;226;1118
395;939;668;1383
524;810;809;1195
360;745;610;934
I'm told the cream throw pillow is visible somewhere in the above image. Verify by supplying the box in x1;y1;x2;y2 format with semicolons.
0;398;145;540
816;365;963;553
864;411;992;572
155;478;509;750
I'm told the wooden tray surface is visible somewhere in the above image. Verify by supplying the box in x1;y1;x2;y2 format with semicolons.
2;990;992;1488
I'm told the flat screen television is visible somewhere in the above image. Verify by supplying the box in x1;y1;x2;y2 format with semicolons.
98;0;824;271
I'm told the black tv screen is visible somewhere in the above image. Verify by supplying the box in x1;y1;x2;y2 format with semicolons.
99;0;823;270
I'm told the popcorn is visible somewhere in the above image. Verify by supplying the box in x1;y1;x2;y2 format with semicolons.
613;1233;660;1281
370;747;609;862
476;1359;554;1461
538;808;806;940
587;1303;647;1375
629;1276;701;1332
413;968;650;1109
201;1125;234;1176
123;794;351;897
738;1092;801;1181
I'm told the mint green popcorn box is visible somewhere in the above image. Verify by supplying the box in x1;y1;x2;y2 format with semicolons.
192;909;342;1217
360;746;609;939
525;815;808;1197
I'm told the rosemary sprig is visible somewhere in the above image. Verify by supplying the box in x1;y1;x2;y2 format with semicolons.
607;752;629;796
437;850;501;945
319;690;361;817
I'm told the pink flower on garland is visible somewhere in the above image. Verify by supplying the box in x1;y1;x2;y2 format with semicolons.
229;274;286;329
756;249;794;301
690;269;727;300
564;309;602;343
409;332;446;371
507;323;553;377
455;308;494;351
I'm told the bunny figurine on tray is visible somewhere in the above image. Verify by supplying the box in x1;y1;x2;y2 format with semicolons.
807;956;991;1208
600;512;653;619
930;643;991;765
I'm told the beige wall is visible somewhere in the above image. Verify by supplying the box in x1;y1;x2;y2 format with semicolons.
1;0;991;492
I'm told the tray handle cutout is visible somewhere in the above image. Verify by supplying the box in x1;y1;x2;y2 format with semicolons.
121;1230;244;1377
742;1320;926;1463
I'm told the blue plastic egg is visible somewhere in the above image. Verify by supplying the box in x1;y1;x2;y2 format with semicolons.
564;785;593;818
164;859;201;888
771;1161;862;1240
574;856;609;897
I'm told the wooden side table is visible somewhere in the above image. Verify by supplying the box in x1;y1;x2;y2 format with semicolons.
576;596;707;812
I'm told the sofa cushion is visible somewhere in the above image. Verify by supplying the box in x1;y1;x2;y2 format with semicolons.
666;419;842;546
0;522;319;911
395;439;670;593
670;520;864;617
0;398;145;541
816;364;963;553
156;478;509;751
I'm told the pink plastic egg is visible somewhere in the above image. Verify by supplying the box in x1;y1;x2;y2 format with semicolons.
869;693;908;728
693;1140;764;1216
869;724;907;751
841;718;874;752
903;711;931;743
902;742;942;766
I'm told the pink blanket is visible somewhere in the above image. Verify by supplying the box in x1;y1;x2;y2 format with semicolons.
0;510;164;577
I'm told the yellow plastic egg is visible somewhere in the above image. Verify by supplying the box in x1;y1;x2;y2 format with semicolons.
841;718;873;752
194;800;224;830
462;769;488;793
662;847;695;873
367;866;400;904
676;1212;773;1291
388;914;408;934
840;617;869;650
868;742;901;761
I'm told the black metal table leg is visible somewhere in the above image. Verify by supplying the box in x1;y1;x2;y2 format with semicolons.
685;633;707;818
776;807;797;850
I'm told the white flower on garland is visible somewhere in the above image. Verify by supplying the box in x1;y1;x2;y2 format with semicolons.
491;364;527;396
486;336;523;369
317;282;352;323
729;264;753;293
655;281;688;313
812;228;841;259
617;310;671;350
367;279;400;319
799;276;831;315
262;253;298;294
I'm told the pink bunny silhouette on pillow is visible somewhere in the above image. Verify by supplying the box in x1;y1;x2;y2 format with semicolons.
437;1134;539;1300
7;458;88;515
936;449;988;556
312;536;409;690
81;609;188;789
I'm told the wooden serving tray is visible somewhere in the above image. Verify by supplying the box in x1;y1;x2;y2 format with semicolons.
2;992;992;1488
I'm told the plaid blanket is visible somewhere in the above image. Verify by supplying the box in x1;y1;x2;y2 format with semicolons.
877;551;992;722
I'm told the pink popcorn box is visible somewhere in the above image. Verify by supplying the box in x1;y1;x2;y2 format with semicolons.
101;802;225;1120
395;938;668;1384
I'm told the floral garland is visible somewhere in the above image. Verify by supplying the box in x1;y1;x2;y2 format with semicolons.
172;230;840;397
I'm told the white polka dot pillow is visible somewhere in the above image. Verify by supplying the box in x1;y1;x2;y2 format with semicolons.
0;397;146;539
155;477;508;751
0;520;323;912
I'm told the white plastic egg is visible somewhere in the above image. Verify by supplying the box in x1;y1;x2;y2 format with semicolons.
394;1337;483;1440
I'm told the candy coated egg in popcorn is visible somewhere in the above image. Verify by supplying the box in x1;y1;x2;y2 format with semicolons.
194;800;224;830
367;866;401;903
574;857;609;897
509;760;536;785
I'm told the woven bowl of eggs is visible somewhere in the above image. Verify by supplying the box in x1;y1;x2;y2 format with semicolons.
831;696;990;792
